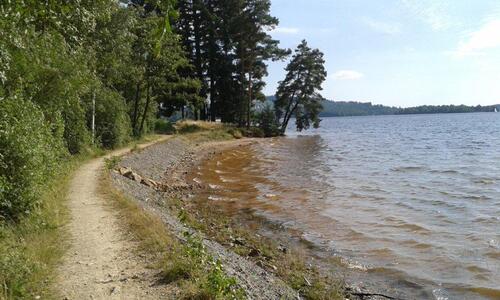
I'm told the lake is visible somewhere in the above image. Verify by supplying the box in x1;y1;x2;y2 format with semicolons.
192;113;500;299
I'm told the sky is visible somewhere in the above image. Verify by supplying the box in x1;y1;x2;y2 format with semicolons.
264;0;500;107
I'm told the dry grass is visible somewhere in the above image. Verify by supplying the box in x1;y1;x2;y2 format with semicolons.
175;120;226;132
98;174;174;258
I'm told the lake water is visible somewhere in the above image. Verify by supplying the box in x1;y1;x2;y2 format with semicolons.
192;113;500;299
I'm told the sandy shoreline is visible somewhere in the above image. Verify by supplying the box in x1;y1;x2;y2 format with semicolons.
109;134;393;299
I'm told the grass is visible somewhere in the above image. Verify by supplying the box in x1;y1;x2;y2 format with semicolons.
0;157;80;300
175;120;226;133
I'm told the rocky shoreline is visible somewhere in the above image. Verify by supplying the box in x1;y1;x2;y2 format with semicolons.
109;136;300;299
109;135;395;300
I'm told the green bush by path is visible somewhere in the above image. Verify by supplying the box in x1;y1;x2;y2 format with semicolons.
154;119;176;135
93;88;132;149
0;97;67;221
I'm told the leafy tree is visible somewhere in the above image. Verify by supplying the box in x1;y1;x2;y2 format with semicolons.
275;40;327;134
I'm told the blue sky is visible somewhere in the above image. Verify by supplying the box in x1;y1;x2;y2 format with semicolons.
264;0;500;107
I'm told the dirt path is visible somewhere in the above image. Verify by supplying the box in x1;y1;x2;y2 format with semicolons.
56;137;171;300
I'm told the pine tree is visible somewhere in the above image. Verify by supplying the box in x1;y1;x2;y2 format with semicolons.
275;40;327;134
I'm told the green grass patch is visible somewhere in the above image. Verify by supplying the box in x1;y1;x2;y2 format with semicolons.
0;157;80;299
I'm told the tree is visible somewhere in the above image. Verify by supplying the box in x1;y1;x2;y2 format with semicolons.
175;0;288;125
233;0;290;128
275;40;327;134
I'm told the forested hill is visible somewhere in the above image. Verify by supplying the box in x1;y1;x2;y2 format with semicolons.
320;100;500;117
266;97;499;117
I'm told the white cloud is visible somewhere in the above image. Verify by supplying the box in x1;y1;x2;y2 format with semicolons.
332;70;364;80
402;0;452;31
454;19;500;57
271;27;300;35
362;18;401;35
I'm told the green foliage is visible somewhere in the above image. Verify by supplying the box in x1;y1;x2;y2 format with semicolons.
0;98;66;220
176;0;289;125
93;88;132;149
2;30;92;154
178;123;204;134
104;156;122;170
319;100;500;117
257;104;280;137
227;128;243;139
0;245;33;298
275;40;327;133
240;127;265;138
154;118;176;134
184;232;245;299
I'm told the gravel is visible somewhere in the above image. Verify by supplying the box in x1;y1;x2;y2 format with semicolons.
111;137;299;300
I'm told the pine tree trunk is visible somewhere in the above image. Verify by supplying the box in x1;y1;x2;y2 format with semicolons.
247;71;252;129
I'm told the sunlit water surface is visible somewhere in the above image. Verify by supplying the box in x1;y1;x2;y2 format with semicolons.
191;113;500;299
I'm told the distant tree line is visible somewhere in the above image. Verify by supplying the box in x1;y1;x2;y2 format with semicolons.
263;98;499;117
319;101;500;117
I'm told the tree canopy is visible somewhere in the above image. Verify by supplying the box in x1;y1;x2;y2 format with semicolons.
275;40;327;134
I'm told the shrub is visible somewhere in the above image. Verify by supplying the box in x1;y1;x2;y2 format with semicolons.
93;88;131;149
228;128;243;139
240;127;265;138
175;120;224;134
177;123;203;134
0;97;66;220
154;118;176;134
258;104;280;137
104;156;121;170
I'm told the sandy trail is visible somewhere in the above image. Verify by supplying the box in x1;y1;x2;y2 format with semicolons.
57;137;171;300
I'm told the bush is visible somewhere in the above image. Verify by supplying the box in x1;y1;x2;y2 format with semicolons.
93;88;131;149
228;128;243;139
177;123;203;134
258;104;280;137
154;118;176;134
0;97;66;221
240;127;265;138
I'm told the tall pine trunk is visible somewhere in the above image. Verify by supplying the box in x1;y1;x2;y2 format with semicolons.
247;71;252;129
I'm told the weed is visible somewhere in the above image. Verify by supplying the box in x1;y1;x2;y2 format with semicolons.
104;156;121;170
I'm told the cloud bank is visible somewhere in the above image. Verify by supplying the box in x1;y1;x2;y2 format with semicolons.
454;19;500;57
